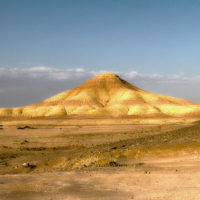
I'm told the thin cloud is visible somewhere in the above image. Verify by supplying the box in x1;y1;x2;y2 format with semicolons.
0;66;197;83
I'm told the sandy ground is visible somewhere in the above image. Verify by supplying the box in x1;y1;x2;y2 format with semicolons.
1;118;200;199
1;160;200;200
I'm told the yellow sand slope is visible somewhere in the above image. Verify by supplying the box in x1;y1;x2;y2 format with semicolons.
0;72;200;117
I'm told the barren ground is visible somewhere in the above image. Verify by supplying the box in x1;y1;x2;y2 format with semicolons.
1;117;200;199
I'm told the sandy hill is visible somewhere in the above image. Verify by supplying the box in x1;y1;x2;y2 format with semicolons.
0;72;200;117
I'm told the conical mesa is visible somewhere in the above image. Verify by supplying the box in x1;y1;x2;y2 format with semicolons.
0;72;200;117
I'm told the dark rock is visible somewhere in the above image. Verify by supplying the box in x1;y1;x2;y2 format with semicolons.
135;162;145;166
109;161;120;167
22;162;36;169
21;140;29;145
17;126;34;130
10;155;16;158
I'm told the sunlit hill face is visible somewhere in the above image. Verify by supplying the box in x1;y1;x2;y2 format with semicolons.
0;72;200;118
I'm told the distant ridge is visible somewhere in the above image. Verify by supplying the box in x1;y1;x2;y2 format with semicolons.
0;72;200;117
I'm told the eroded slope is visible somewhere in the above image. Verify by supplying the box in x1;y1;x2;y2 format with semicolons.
0;72;200;117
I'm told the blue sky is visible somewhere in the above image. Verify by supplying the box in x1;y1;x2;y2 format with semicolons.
0;0;200;106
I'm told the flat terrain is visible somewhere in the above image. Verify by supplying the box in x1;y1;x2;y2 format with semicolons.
1;117;200;199
1;165;200;200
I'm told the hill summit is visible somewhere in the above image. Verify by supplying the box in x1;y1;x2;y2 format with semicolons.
0;72;200;117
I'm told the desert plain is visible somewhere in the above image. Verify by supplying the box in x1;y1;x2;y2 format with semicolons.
1;116;200;200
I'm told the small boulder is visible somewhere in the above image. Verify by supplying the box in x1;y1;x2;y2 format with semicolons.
22;162;36;169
